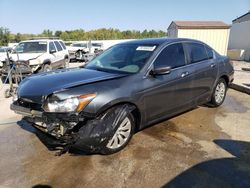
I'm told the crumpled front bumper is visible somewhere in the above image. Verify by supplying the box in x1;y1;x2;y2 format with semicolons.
10;101;114;154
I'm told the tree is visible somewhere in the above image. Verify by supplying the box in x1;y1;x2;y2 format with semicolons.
0;27;11;46
54;30;62;37
14;33;22;42
41;29;53;37
0;27;167;44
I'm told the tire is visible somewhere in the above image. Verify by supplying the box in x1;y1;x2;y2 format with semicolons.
209;78;227;107
42;64;52;72
75;50;84;61
64;57;69;68
4;89;11;98
101;107;135;155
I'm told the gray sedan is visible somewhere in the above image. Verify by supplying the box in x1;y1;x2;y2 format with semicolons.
11;38;234;154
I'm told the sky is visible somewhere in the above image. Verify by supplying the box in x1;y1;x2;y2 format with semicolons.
0;0;249;34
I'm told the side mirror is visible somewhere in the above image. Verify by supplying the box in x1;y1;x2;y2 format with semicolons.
50;49;56;54
150;66;171;76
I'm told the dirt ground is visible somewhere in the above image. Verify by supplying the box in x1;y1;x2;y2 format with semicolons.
0;70;250;188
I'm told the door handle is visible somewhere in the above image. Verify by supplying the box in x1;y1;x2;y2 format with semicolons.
210;63;216;68
181;71;189;78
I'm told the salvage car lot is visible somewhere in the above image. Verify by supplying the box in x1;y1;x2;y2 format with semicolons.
0;61;250;187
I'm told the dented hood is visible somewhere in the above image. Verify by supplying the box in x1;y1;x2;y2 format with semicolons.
10;53;44;61
17;68;126;103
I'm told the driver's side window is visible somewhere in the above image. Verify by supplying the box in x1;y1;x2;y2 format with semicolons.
154;43;186;69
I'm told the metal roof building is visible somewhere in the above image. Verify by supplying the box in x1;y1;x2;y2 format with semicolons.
167;21;230;55
232;11;250;24
228;11;250;61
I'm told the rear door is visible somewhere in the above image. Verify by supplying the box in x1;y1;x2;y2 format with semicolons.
53;41;65;68
142;43;195;123
183;42;218;102
48;42;58;65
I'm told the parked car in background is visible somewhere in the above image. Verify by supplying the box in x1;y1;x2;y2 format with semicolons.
67;42;88;60
67;42;104;61
1;39;69;80
10;38;234;155
0;47;12;73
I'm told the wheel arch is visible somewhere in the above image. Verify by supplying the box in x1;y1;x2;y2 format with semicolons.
96;101;142;132
35;59;51;73
43;59;51;65
219;74;229;86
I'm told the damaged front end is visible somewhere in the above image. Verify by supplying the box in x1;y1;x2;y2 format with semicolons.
10;92;96;152
11;94;135;155
11;98;85;150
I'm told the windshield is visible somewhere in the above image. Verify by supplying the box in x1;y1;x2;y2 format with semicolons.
15;41;47;53
0;48;8;52
72;43;87;48
85;44;157;73
92;43;103;47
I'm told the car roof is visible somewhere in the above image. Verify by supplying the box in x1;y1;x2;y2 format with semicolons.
20;39;62;43
120;37;203;46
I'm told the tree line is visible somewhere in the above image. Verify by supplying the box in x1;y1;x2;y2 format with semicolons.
0;27;167;46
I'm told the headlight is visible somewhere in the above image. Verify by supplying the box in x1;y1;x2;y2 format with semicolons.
43;93;96;113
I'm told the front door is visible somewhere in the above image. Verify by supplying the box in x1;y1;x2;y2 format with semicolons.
141;43;195;123
53;41;65;68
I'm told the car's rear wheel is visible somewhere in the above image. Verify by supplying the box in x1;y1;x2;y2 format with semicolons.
209;78;227;107
101;108;135;154
64;57;69;68
42;64;52;72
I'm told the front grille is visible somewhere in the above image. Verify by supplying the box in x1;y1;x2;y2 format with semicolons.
18;99;43;111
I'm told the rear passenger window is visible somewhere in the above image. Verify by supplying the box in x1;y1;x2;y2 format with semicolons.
154;43;185;69
59;41;66;50
185;43;208;63
205;46;214;59
49;42;56;52
54;41;63;51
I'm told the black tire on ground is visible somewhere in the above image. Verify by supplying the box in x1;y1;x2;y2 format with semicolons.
100;108;135;155
4;89;11;98
42;64;52;72
64;57;69;68
209;78;227;107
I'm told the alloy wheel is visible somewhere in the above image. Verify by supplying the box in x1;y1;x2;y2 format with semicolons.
215;82;226;104
106;117;132;149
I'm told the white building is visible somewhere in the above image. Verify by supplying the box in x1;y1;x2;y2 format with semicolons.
228;11;250;61
167;21;230;55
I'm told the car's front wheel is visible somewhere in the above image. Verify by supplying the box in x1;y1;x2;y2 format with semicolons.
209;78;227;107
42;64;52;72
101;107;135;154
